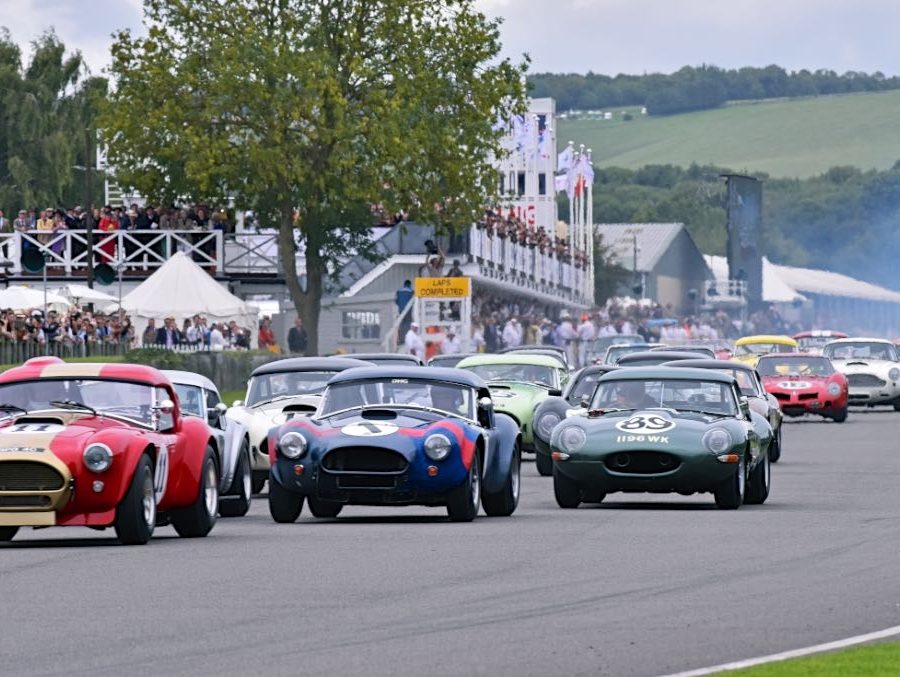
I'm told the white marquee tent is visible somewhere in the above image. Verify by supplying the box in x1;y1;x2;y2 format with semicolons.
116;252;257;346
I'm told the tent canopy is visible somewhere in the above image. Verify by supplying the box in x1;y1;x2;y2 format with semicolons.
54;283;117;305
118;252;257;343
0;286;71;312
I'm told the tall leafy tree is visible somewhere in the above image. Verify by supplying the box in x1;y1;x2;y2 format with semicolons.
102;0;527;354
0;30;83;210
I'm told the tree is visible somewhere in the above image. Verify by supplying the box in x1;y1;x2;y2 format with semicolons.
101;0;527;354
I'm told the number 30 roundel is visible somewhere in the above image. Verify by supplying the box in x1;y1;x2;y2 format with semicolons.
615;414;676;434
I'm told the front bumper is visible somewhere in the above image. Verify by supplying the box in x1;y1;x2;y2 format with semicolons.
555;449;738;495
771;391;846;417
0;455;74;526
847;385;900;405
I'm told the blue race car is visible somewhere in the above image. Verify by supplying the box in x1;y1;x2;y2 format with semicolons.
266;366;521;522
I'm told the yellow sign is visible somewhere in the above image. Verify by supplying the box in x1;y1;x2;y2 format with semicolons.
414;277;471;298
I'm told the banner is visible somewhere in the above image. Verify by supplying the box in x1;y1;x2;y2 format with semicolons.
414;277;471;298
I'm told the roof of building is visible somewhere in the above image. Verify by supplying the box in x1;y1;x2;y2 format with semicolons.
596;223;691;273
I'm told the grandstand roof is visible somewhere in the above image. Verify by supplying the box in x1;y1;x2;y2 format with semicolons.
595;223;684;272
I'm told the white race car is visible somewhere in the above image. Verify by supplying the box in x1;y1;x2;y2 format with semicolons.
225;357;372;493
822;338;900;410
164;370;251;517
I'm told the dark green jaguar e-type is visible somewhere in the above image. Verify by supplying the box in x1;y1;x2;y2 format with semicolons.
549;367;772;510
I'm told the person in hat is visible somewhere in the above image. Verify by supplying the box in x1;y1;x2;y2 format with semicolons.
404;322;425;359
441;326;461;355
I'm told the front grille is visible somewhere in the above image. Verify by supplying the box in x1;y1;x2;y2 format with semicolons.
605;451;681;475
798;393;819;401
0;462;65;491
848;374;885;388
336;475;398;490
0;495;52;507
322;447;408;473
772;392;790;401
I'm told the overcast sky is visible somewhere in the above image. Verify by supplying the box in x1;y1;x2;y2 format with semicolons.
3;0;900;77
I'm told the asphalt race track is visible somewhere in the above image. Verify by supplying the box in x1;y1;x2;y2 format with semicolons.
2;410;899;677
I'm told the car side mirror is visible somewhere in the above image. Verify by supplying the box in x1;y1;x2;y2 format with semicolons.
154;399;175;415
232;399;244;407
739;396;751;421
478;396;493;409
580;394;590;408
210;402;228;416
548;388;562;397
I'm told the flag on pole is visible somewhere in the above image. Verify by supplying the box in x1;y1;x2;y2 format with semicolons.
557;145;574;172
554;173;568;194
577;154;595;185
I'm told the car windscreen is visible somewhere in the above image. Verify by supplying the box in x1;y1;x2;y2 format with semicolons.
173;383;204;417
591;378;738;416
461;363;555;387
247;371;337;405
708;369;760;397
735;342;796;356
797;336;832;349
757;357;834;377
320;378;474;419
823;342;897;361
0;378;155;424
606;345;648;364
568;372;605;401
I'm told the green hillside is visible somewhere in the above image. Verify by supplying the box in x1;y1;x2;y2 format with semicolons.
557;91;900;178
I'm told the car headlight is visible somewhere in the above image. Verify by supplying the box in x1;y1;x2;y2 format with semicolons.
889;368;900;381
827;382;842;397
83;443;112;473
559;426;587;453
424;433;452;461
702;428;733;454
279;432;307;459
537;412;561;438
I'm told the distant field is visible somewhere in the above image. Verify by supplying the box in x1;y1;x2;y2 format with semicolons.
557;91;900;178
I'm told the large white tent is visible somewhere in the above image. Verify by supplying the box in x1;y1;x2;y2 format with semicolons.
0;286;71;312
117;251;257;346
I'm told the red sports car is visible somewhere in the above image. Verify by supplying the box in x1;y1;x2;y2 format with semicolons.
793;330;848;355
0;357;220;544
756;353;848;422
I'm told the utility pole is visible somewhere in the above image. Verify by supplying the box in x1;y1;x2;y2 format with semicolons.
85;127;96;288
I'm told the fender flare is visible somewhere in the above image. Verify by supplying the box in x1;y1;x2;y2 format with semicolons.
532;396;571;443
483;412;519;495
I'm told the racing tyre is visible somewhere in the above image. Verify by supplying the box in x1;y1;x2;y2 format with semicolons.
268;473;304;523
252;473;267;495
831;408;848;423
482;443;521;517
535;451;553;477
446;454;481;522
219;441;252;517
553;466;581;509
893;399;900;412
745;453;770;505
114;454;156;545
768;429;781;463
714;454;746;510
171;446;218;538
0;527;18;542
307;496;343;518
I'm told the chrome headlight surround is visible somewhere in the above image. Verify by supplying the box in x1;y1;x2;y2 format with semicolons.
702;428;733;454
424;433;452;461
559;426;587;453
279;431;307;459
537;412;561;438
83;443;113;473
889;368;900;381
827;382;842;397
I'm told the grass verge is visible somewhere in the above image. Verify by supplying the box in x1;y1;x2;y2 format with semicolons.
721;641;900;676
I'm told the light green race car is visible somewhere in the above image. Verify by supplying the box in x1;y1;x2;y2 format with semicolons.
456;353;569;452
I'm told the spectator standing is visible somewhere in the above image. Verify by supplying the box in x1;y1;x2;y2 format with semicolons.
287;317;308;354
258;317;278;352
576;314;596;368
155;316;183;348
98;208;118;263
441;327;461;355
502;318;523;348
395;280;414;337
36;209;54;245
209;322;226;350
404;322;425;360
142;318;157;345
0;209;9;259
446;259;464;277
483;316;500;353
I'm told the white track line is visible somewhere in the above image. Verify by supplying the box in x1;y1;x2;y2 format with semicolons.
660;624;900;676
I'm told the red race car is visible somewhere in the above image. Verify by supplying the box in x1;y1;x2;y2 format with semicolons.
0;358;219;545
756;353;849;422
793;330;848;355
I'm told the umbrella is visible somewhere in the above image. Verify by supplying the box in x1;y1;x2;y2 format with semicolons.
55;283;117;305
0;286;71;311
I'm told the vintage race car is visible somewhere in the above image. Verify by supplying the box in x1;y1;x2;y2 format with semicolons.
164;370;250;516
267;367;521;522
427;353;475;368
666;358;784;462
226;357;372;494
649;344;717;359
0;357;219;544
822;338;900;409
533;365;618;476
732;335;799;367
587;334;644;364
549;367;772;509
616;351;702;368
456;353;569;452
756;354;848;422
499;345;571;371
603;343;657;365
345;353;425;367
793;330;847;355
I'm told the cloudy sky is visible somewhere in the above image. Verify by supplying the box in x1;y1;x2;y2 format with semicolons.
2;0;900;76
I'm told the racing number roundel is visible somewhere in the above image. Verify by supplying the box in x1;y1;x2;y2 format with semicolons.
615;414;676;434
341;422;399;437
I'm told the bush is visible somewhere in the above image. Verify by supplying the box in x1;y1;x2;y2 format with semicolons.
123;348;187;370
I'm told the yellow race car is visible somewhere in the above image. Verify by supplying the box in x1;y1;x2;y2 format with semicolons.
732;335;799;367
